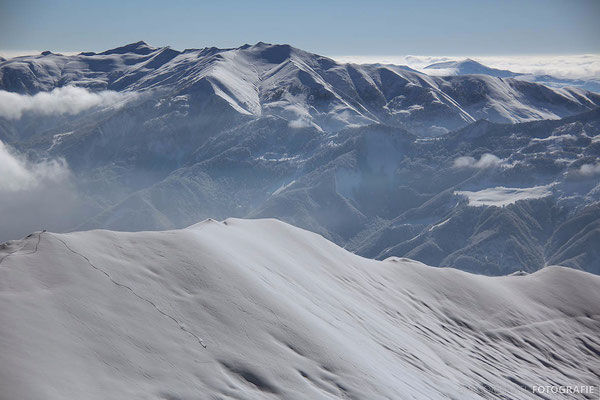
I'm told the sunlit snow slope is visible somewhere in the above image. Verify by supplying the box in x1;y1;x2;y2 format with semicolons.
1;218;599;400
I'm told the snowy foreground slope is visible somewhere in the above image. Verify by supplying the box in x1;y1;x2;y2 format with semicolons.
1;219;599;400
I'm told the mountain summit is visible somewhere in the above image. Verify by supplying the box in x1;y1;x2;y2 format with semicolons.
424;59;521;78
100;40;156;55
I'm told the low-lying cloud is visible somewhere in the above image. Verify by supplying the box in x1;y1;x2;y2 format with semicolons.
0;86;136;120
453;153;503;169
288;117;312;129
0;140;84;242
578;162;600;176
0;140;70;191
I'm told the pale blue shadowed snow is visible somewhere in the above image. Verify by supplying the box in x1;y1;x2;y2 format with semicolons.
1;218;599;400
455;185;554;207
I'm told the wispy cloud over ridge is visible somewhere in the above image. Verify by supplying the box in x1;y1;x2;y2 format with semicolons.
0;140;83;241
0;86;137;120
0;140;70;192
453;154;504;169
578;162;600;176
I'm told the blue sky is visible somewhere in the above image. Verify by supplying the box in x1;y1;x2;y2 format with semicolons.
1;0;599;55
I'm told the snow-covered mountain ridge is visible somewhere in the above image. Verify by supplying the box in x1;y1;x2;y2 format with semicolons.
2;41;600;135
1;218;599;399
425;58;600;93
1;42;599;276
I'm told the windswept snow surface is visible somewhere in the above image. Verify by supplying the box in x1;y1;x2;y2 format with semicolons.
1;218;599;400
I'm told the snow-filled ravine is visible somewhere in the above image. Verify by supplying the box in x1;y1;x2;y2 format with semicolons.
1;218;598;400
455;185;554;207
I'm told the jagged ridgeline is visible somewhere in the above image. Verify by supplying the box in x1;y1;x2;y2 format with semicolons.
1;42;599;274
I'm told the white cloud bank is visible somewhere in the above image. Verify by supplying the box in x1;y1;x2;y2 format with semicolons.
0;140;70;191
0;86;136;120
453;153;503;169
0;140;83;241
330;54;600;80
288;117;312;129
578;162;600;176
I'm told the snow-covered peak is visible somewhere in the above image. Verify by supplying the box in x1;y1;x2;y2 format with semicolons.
99;40;157;55
424;58;600;93
425;58;521;78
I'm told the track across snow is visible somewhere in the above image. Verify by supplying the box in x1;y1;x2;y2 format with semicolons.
1;218;599;399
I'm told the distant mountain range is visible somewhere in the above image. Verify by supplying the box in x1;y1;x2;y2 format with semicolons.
1;42;599;275
2;41;600;136
425;58;600;93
